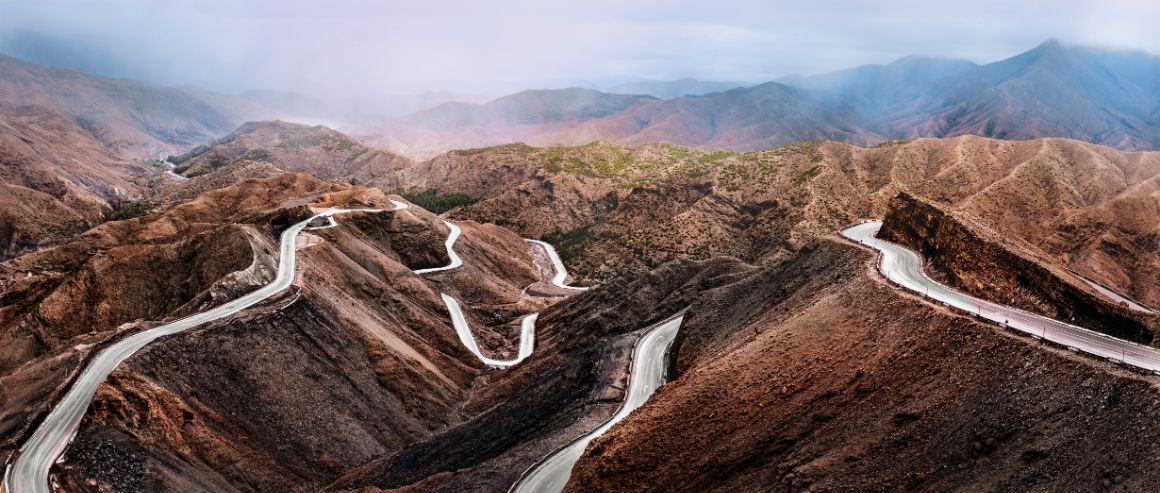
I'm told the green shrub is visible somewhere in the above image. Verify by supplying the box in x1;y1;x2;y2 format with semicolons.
107;198;155;220
241;148;272;162
793;165;821;185
394;188;479;213
542;225;596;262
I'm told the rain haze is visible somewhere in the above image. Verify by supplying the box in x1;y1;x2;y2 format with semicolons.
2;0;1160;97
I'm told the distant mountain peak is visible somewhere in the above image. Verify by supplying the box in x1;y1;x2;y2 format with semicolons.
1028;38;1069;57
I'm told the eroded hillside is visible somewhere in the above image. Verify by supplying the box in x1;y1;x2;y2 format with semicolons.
0;171;379;456
393;137;1160;309
172;121;412;184
563;239;1160;492
52;203;544;492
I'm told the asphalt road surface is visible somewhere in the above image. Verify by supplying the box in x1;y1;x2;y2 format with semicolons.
843;221;1160;372
4;206;398;493
525;240;588;291
413;219;463;274
1075;274;1154;313
510;314;684;493
440;293;537;369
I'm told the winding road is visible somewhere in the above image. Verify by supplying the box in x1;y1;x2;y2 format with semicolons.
414;220;463;274
4;205;402;493
407;214;537;368
1075;274;1154;314
510;314;684;493
439;294;537;368
843;221;1160;372
525;240;588;291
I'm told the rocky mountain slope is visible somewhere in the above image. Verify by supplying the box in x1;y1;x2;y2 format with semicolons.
171;121;412;184
0;53;274;159
562;239;1160;492
879;192;1159;343
0;102;151;257
0;171;365;457
393;136;1160;313
5;131;1160;492
51;199;546;492
314;231;1160;492
155;122;1160;322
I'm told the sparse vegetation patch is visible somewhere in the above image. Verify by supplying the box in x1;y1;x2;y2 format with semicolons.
394;187;479;213
542;225;598;261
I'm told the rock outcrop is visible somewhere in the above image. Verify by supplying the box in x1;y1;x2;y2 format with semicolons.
879;192;1160;343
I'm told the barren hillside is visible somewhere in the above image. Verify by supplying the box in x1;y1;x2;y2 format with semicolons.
398;137;1160;309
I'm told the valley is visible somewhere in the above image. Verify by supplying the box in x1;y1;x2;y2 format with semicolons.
4;30;1160;493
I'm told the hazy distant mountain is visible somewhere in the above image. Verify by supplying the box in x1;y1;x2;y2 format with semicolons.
238;90;333;119
360;88;655;158
604;78;751;99
401;88;654;129
0;53;274;158
555;40;1160;152
0;52;274;155
554;82;879;149
361;40;1160;156
885;40;1160;148
239;89;491;122
778;56;979;113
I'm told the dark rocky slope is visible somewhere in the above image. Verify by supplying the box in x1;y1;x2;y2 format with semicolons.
51;198;544;492
563;239;1160;492
878;192;1160;344
0;174;382;458
326;255;762;492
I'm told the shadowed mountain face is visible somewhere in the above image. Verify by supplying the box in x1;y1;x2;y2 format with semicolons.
360;41;1160;158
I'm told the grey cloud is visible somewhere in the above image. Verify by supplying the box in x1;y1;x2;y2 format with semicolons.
1;0;1158;98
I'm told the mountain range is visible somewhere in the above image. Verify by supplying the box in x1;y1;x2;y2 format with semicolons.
7;34;1160;493
5;122;1160;492
6;39;1160;162
0;54;277;158
360;40;1160;158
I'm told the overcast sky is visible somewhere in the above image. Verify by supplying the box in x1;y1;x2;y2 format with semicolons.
2;0;1159;97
